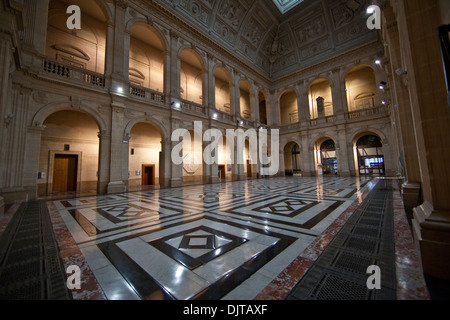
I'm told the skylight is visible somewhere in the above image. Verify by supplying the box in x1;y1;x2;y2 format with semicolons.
272;0;305;14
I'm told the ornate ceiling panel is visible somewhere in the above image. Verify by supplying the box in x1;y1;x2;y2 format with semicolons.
272;0;305;14
155;0;376;79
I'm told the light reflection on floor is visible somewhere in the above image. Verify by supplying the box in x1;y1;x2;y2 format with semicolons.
50;176;374;300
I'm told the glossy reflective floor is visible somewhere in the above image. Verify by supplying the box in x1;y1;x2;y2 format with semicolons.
44;176;429;300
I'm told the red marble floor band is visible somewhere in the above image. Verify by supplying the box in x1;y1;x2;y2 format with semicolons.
255;179;430;300
48;201;107;300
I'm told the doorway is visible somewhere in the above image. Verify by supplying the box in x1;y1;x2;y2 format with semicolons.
247;160;252;178
142;165;155;186
218;165;226;181
356;135;385;176
320;139;338;175
53;154;78;193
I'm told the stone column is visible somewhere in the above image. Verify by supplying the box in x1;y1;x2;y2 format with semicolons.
382;4;422;208
267;90;280;126
16;0;49;72
202;123;220;184
206;55;216;111
168;32;181;103
97;130;111;194
2;84;35;203
104;23;115;89
0;29;13;191
297;81;310;123
107;100;128;194
234;131;245;181
250;80;259;123
301;134;313;177
169;118;183;187
392;0;450;280
330;67;347;120
0;14;14;212
160;137;171;188
336;126;350;177
110;1;129;90
21;125;46;201
22;0;49;56
230;68;239;119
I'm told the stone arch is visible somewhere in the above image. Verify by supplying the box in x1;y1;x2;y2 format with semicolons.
278;88;298;125
312;136;338;176
351;131;386;176
31;101;108;134
341;62;377;79
126;19;168;51
124;116;168;141
283;141;302;176
179;46;206;69
37;107;103;196
307;78;334;118
127;120;165;189
344;64;378;112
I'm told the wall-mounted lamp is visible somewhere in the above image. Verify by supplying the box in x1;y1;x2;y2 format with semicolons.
171;101;181;109
395;68;408;76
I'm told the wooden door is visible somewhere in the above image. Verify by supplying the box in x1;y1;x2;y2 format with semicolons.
53;155;78;193
218;165;226;180
247;160;252;178
142;165;155;186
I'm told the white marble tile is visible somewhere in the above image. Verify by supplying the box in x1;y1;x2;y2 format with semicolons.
117;237;210;300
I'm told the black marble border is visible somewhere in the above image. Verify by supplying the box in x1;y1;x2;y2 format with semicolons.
223;196;345;230
98;216;296;300
149;226;247;270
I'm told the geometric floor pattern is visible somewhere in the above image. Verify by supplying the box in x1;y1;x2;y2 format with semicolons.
51;176;374;300
287;179;396;300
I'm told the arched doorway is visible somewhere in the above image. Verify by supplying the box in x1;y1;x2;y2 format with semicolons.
356;135;385;176
345;65;378;112
46;0;108;74
128;122;163;190
38;110;100;196
180;48;204;105
279;89;298;125
129;23;166;92
320;139;338;175
284;142;301;176
309;78;333;119
215;66;232;114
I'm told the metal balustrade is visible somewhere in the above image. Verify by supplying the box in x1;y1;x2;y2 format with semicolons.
41;58;388;131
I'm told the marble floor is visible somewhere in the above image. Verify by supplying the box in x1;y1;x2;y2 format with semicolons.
43;176;429;300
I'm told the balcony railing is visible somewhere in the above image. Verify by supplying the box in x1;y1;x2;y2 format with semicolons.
279;106;388;132
212;109;234;123
346;105;387;119
129;84;165;103
179;99;205;115
43;59;105;89
43;60;72;78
